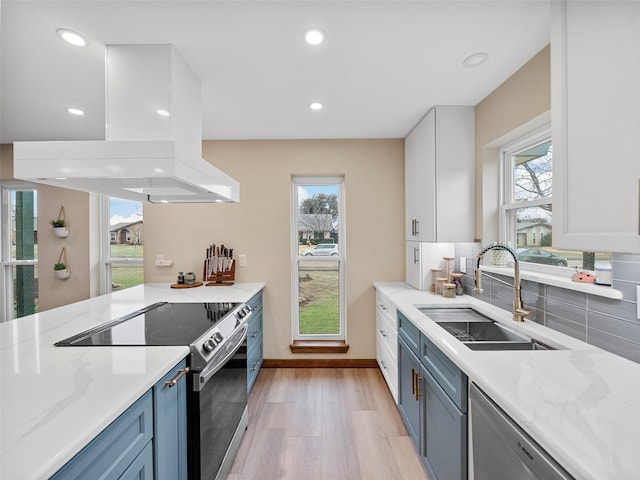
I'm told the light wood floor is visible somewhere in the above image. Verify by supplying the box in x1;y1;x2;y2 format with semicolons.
229;368;430;480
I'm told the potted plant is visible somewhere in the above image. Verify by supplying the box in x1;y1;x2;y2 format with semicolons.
54;262;70;280
51;219;69;238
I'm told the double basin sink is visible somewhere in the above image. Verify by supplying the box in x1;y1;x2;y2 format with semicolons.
419;307;556;351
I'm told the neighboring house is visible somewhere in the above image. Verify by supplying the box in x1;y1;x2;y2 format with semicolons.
516;221;551;247
298;214;335;243
110;220;143;245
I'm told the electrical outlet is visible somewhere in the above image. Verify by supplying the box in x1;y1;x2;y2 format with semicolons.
239;254;247;267
637;286;640;319
459;257;467;273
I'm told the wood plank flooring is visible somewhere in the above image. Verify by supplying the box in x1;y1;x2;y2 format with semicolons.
229;368;430;480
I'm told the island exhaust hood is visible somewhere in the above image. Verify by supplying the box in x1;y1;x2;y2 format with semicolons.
13;44;239;203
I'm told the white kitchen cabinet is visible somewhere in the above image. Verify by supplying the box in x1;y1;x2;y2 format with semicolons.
406;241;455;291
405;106;475;243
375;290;398;402
551;1;640;253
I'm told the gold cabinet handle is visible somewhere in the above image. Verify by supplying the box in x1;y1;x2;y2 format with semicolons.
414;372;423;401
165;367;190;388
411;368;416;395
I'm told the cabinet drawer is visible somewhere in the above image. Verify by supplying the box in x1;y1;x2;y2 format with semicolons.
398;312;420;356
247;332;263;392
120;441;154;480
51;391;153;480
247;308;263;346
377;333;398;402
420;335;467;413
246;291;263;311
376;292;397;329
377;308;397;359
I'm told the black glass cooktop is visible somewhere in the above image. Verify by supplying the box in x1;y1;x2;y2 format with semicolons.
55;302;239;347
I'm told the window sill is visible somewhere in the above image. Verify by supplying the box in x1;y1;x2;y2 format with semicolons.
480;265;623;299
290;340;350;353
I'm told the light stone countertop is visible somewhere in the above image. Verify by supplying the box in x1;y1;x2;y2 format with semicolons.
0;282;265;480
374;282;640;480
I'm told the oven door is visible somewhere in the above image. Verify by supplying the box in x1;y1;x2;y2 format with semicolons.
188;327;248;480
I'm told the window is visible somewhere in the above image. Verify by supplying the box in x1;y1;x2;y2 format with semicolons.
1;184;38;321
104;196;144;292
291;177;345;340
501;127;610;271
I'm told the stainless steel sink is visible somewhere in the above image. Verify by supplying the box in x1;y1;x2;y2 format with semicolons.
435;321;527;343
419;307;558;351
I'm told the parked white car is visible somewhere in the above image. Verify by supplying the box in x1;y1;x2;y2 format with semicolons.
303;243;339;256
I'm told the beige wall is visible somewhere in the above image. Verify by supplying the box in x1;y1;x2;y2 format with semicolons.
144;139;405;359
37;185;92;311
0;144;14;179
475;45;551;242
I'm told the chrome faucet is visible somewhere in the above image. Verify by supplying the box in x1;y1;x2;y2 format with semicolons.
474;242;530;322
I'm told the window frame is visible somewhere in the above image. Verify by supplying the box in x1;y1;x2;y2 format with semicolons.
99;195;144;295
499;125;564;274
0;181;38;322
291;176;346;341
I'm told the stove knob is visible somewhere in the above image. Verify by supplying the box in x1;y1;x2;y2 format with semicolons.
213;332;223;343
203;339;216;352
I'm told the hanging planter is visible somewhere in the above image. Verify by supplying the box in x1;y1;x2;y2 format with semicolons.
51;206;69;238
54;248;70;280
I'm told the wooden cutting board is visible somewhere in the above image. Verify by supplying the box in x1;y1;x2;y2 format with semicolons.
170;282;203;288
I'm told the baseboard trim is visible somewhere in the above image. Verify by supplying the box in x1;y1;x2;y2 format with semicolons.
262;358;379;368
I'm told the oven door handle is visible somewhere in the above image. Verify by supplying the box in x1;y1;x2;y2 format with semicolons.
196;323;248;391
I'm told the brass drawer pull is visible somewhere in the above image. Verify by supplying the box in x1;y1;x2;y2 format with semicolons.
165;367;190;388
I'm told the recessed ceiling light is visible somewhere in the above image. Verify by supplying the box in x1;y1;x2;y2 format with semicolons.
310;102;323;110
463;52;489;68
56;29;87;47
157;109;170;117
66;107;85;116
304;28;326;46
160;200;169;204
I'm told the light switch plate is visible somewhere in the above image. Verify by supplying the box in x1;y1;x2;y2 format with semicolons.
460;257;467;273
637;286;640;319
239;254;247;267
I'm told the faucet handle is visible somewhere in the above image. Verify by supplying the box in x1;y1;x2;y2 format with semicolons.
514;307;530;322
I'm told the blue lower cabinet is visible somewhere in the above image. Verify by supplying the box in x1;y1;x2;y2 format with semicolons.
153;359;188;480
398;335;422;446
52;359;189;480
397;312;468;480
51;391;154;480
422;365;467;480
246;291;264;393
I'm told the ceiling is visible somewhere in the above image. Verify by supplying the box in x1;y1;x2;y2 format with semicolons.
0;1;550;143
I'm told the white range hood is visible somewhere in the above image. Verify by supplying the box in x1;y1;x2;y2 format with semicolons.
13;44;239;203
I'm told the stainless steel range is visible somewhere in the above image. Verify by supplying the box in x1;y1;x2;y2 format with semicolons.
55;301;253;480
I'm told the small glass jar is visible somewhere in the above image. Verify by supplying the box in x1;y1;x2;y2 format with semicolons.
430;268;443;292
443;257;455;282
177;272;185;284
451;273;464;295
443;283;456;298
435;277;447;295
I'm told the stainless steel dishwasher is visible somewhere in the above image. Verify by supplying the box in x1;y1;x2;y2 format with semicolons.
470;383;575;480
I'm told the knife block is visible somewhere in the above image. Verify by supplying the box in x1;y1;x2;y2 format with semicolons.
203;259;235;286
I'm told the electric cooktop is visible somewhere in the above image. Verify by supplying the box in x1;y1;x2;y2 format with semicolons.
55;302;240;347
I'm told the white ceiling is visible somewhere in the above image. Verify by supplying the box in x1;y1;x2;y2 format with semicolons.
0;1;550;143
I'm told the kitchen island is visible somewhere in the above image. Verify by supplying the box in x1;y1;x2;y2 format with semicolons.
0;282;265;480
376;282;640;480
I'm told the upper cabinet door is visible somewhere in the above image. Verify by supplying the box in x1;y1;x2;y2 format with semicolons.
552;1;640;253
405;106;475;243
